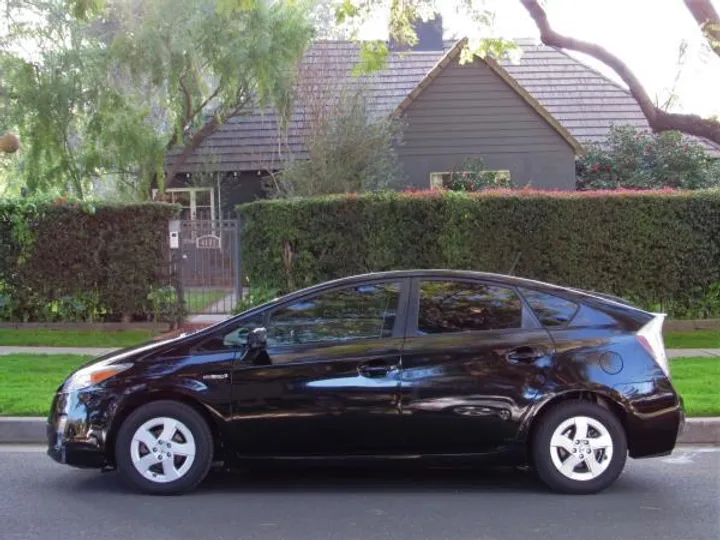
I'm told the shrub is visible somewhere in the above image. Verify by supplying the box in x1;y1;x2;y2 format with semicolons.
238;189;720;319
444;157;513;191
0;196;178;322
576;125;720;190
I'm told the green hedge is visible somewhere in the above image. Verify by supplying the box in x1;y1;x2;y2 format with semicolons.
0;198;178;322
238;189;720;318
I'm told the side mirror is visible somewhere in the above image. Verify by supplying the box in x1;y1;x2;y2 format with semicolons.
246;327;268;350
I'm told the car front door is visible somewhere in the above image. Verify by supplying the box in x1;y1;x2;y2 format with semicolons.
229;279;410;457
398;278;555;455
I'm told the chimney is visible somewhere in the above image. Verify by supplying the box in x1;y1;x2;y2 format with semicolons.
389;13;443;52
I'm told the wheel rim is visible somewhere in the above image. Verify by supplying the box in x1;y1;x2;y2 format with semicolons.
130;417;196;484
549;415;614;482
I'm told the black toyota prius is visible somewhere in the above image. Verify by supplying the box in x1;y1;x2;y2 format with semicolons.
47;270;684;495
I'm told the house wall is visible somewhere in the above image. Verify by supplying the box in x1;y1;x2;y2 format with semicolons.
395;59;577;190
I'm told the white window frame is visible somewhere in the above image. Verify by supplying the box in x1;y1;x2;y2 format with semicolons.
430;170;512;190
152;187;216;221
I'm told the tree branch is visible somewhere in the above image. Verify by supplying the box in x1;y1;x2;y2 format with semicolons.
519;0;720;146
684;0;720;58
164;96;250;183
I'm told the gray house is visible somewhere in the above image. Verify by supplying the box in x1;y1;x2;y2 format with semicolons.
163;20;719;219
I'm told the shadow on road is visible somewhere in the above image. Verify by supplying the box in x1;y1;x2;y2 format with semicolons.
55;463;560;496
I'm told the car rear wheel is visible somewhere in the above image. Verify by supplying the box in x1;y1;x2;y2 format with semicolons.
532;401;627;494
115;400;213;495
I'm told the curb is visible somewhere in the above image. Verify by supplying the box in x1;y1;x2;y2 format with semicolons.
1;416;718;445
0;417;46;444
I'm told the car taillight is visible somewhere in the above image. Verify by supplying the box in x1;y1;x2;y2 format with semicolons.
637;314;670;377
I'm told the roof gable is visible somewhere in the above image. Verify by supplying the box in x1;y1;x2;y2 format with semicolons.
391;39;584;155
166;38;719;174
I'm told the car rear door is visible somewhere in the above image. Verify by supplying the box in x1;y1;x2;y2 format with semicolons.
398;278;555;455
230;278;411;457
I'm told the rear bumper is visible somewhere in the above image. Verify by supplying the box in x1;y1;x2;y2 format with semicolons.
625;391;685;459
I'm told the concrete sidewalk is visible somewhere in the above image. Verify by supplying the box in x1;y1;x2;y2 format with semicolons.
2;346;719;357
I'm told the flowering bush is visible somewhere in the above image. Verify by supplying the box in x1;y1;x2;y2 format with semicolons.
445;157;513;191
576;125;720;190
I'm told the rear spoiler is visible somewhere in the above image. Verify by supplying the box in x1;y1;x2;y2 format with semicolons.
570;288;639;308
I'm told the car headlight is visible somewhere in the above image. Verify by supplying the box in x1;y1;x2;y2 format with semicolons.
63;361;133;393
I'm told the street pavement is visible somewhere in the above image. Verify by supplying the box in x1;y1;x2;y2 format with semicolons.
0;445;718;540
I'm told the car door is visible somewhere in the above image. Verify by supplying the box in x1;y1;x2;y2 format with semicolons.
398;278;555;455
228;278;410;457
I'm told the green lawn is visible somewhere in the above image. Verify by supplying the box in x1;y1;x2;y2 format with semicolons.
0;354;717;418
664;329;720;349
0;329;156;348
0;355;92;416
183;289;230;313
670;357;720;417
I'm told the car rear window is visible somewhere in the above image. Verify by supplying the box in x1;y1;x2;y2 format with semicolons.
520;288;579;327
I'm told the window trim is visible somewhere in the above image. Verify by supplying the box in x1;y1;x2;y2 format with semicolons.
405;277;541;337
429;170;512;190
261;278;411;350
518;287;581;329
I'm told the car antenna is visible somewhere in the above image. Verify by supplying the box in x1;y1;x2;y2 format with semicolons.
507;251;521;276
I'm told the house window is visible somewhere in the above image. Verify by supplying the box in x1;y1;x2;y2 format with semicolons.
430;170;512;190
153;187;216;221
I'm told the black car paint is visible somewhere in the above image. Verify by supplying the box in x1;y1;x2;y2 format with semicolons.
47;270;684;470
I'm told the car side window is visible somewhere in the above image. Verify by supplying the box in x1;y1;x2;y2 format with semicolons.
195;314;265;352
266;282;401;346
520;288;579;327
416;280;522;335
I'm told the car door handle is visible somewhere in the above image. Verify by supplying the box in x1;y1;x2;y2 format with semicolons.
506;347;545;363
358;360;397;378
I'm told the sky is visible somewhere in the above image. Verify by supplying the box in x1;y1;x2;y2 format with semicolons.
359;0;720;119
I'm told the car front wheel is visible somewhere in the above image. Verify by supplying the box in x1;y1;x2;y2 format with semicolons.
115;400;214;495
532;401;627;494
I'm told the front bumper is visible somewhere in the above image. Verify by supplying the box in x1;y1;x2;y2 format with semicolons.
47;390;113;469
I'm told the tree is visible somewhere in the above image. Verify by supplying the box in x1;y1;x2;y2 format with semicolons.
0;0;314;197
335;0;720;146
272;44;404;196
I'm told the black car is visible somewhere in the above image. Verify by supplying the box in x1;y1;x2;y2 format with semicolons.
47;270;684;495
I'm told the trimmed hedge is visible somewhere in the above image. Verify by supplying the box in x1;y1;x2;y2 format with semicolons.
0;198;178;322
238;189;720;317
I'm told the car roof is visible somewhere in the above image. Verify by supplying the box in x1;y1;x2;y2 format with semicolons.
285;269;645;312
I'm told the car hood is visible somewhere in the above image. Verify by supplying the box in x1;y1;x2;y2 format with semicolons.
86;333;192;367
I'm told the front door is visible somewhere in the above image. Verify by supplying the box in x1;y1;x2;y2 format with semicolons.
230;279;410;456
399;278;555;455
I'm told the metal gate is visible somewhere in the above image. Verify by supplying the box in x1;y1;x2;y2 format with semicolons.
174;218;241;315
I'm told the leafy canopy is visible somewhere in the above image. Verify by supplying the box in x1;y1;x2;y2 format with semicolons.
0;0;314;198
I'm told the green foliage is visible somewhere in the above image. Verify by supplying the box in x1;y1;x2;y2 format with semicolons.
275;90;403;196
330;1;519;71
577;125;720;190
147;285;184;323
233;285;282;314
445;157;513;191
1;0;315;198
0;197;178;322
238;189;720;319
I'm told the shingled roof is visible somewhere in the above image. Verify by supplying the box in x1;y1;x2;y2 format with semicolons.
166;39;719;174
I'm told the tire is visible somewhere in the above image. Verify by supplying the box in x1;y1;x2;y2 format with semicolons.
115;400;214;495
531;401;627;495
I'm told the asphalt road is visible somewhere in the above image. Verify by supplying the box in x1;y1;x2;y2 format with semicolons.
0;446;718;540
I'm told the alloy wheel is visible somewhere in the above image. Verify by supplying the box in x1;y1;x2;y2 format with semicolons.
549;415;614;481
130;417;197;484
